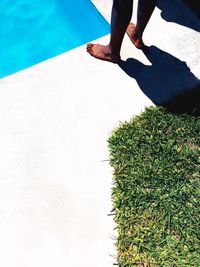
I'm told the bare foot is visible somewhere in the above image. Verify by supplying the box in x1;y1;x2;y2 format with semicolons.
86;43;121;63
126;23;144;49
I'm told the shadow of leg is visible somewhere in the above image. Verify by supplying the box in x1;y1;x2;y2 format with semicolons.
119;46;199;107
157;0;200;31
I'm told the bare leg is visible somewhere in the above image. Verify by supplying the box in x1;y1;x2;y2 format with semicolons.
87;0;133;63
126;0;156;49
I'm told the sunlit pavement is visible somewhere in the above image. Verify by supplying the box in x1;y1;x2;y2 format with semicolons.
0;1;199;266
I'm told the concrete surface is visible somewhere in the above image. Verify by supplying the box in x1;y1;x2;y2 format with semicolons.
0;1;199;267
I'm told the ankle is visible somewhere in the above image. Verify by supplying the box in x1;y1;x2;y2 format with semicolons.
135;27;142;39
107;43;120;56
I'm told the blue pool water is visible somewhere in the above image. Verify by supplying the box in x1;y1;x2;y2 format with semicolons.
0;0;110;78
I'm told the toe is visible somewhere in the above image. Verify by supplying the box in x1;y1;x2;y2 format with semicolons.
86;43;94;53
87;43;93;48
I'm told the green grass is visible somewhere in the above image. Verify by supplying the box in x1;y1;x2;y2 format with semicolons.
108;107;200;267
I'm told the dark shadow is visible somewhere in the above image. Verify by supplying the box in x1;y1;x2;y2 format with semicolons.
183;0;200;19
157;0;200;32
163;84;200;117
119;45;200;116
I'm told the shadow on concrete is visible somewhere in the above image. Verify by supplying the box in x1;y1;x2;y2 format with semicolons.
119;45;200;116
183;0;200;19
157;0;200;32
163;84;200;117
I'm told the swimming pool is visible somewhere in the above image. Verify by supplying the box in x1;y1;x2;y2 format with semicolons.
0;0;110;78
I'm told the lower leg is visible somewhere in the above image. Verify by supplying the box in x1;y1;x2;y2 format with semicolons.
126;0;156;48
136;0;157;36
109;0;133;54
87;0;133;63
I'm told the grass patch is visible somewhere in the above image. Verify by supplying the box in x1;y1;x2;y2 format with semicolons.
108;107;200;267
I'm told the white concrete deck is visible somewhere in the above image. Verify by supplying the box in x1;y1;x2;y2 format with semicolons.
0;1;199;267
